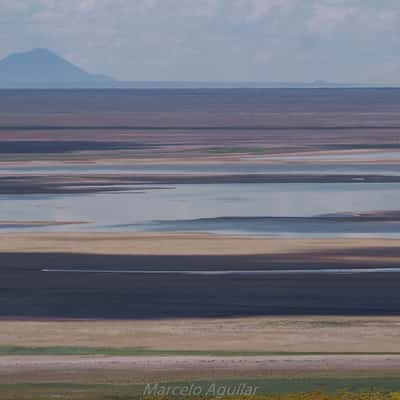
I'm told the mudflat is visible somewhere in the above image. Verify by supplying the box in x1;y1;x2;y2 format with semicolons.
1;90;400;390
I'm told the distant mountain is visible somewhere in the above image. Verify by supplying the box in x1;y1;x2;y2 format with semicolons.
0;49;390;89
0;48;114;88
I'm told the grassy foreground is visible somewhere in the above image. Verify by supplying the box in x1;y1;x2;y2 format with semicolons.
2;378;400;400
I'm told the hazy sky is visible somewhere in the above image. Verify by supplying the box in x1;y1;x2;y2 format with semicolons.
0;0;399;83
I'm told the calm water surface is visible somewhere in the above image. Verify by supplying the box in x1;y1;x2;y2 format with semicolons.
2;182;400;236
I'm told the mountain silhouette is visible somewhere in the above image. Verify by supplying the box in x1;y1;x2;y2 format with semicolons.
0;48;114;88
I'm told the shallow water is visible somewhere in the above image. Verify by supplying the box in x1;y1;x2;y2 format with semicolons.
2;182;400;236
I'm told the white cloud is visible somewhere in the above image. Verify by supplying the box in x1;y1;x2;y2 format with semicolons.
307;3;356;36
306;1;400;37
244;0;300;20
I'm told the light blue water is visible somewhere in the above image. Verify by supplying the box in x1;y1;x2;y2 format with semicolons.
2;182;400;236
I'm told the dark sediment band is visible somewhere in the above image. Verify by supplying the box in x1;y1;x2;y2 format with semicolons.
1;251;400;318
1;174;400;194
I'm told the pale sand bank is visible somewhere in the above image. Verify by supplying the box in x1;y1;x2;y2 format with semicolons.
2;317;400;353
0;233;399;256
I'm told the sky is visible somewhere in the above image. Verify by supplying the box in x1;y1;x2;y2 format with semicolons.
0;0;399;83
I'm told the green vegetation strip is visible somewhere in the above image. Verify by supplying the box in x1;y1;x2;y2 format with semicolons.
2;346;400;356
2;378;400;400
